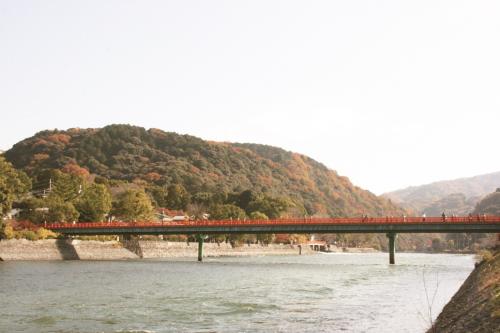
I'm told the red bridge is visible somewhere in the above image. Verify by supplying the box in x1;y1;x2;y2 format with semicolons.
48;216;500;264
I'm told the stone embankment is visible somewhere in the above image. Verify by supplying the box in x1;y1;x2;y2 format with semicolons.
0;239;138;260
0;239;317;260
0;238;378;261
124;240;312;258
428;249;500;333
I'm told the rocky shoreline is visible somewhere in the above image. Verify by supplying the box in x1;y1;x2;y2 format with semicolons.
429;249;500;332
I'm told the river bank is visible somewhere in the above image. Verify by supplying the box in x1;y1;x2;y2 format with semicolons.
0;239;318;260
429;248;500;332
0;238;383;260
0;239;138;260
124;239;314;258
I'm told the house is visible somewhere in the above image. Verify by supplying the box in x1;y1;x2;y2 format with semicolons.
156;208;188;222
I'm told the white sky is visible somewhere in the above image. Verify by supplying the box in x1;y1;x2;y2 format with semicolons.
1;1;499;194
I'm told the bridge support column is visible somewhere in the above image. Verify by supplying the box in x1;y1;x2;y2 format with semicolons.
119;234;131;242
387;233;397;265
197;235;204;262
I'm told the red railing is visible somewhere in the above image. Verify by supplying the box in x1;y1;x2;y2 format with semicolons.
48;216;500;230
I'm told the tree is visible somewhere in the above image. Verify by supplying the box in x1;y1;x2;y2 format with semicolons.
0;222;15;240
247;195;290;218
49;196;78;222
209;204;246;220
191;192;213;207
431;238;442;252
249;211;268;220
208;204;247;246
76;183;112;222
113;189;154;221
249;211;276;245
0;156;31;216
19;196;79;223
46;196;80;223
33;169;84;202
51;170;85;202
146;185;168;207
166;184;190;210
238;190;255;209
62;162;90;179
257;233;276;245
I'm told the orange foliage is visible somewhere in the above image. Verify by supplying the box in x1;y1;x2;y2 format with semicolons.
33;153;50;161
33;139;48;147
207;172;220;179
62;163;90;178
258;175;273;186
145;172;162;182
47;134;71;145
313;203;327;214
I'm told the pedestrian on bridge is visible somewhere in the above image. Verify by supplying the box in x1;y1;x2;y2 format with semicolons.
442;212;446;222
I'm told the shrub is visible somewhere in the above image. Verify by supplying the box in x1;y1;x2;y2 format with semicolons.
17;230;38;241
1;222;17;240
477;249;493;262
36;228;58;240
3;224;15;239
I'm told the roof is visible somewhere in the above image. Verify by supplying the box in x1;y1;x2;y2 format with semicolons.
156;208;185;216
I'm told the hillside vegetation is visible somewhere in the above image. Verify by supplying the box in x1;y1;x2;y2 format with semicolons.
473;189;500;216
4;124;402;218
429;249;500;332
384;172;500;214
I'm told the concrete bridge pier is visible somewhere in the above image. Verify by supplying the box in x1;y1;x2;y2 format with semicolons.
120;235;143;258
387;232;397;264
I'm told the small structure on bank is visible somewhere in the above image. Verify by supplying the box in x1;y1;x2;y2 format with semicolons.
305;240;328;252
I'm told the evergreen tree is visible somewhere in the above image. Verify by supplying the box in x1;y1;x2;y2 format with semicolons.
76;183;112;222
166;184;190;210
113;189;154;221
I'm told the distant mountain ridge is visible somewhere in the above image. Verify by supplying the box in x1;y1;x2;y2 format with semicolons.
4;124;403;217
473;189;500;215
383;172;500;214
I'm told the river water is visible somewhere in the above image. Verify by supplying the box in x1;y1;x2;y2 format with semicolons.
0;253;474;333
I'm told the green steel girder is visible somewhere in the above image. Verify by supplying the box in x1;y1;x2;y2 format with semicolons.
52;223;500;236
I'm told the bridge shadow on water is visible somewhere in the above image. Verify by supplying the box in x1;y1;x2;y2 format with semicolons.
55;238;80;260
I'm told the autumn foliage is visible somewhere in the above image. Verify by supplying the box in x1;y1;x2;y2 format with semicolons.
4;125;404;218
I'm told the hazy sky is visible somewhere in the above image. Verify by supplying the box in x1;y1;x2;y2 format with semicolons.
1;1;499;194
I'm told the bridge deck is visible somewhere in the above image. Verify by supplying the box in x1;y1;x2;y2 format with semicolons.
48;216;500;235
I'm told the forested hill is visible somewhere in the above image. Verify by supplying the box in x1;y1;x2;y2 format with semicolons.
383;171;500;214
4;124;402;217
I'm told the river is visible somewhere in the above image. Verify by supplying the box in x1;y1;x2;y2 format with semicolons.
0;253;474;333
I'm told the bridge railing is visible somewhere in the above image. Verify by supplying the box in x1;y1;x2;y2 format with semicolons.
47;216;500;230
